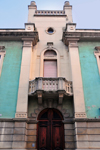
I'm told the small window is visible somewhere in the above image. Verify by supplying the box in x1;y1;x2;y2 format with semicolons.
48;28;54;34
46;27;55;35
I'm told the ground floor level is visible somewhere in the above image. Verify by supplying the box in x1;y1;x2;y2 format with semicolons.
0;108;100;150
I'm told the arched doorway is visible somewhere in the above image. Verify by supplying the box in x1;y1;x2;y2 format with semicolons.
37;108;64;150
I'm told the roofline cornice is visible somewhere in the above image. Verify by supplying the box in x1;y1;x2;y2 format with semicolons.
63;31;100;45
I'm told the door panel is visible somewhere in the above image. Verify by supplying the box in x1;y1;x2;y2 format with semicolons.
38;121;50;150
52;121;64;150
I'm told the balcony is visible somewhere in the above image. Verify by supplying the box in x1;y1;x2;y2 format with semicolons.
28;77;73;104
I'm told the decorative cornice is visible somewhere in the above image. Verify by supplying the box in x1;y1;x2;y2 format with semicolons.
0;118;100;123
63;31;100;46
0;31;39;45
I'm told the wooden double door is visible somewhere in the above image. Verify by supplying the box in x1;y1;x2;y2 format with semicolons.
37;109;64;150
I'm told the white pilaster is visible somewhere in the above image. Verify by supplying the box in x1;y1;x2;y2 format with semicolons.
69;41;87;118
15;40;33;118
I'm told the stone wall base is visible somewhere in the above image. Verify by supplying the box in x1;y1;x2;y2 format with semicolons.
1;119;100;149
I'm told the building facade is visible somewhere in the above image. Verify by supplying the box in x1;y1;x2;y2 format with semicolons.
0;1;100;150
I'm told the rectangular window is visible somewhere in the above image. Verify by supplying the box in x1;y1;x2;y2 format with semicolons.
44;60;57;77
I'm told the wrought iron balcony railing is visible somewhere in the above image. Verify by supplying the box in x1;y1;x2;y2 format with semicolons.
28;77;73;96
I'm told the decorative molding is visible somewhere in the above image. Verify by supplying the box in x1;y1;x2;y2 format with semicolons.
0;31;39;44
94;46;100;75
25;23;35;31
23;41;33;47
75;113;87;118
32;101;72;121
15;113;27;118
47;42;53;46
63;31;100;46
69;41;78;48
0;48;6;76
35;10;65;16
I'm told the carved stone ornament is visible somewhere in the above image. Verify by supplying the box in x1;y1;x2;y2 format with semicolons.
0;46;5;50
47;46;54;50
94;46;100;53
75;113;87;118
15;113;27;118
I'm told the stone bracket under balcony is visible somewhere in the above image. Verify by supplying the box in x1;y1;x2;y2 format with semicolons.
28;77;73;104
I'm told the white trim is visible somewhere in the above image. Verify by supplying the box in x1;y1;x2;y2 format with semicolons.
0;50;6;76
94;51;100;75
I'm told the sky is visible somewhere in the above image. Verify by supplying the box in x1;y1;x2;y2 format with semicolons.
0;0;100;29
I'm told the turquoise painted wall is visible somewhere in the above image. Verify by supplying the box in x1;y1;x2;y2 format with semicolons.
0;42;22;118
78;42;100;118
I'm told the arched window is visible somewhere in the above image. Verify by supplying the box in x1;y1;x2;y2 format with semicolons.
44;50;57;57
40;48;60;77
43;50;57;78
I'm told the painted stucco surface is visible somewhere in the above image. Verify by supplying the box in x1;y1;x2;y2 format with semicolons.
78;42;100;118
0;42;22;118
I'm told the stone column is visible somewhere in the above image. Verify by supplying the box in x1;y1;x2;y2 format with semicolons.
15;39;33;118
69;40;87;118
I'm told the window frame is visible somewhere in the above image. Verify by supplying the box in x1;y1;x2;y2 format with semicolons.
94;47;100;75
0;50;6;76
40;48;60;77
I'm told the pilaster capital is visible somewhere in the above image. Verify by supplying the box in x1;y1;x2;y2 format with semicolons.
64;37;79;48
22;38;34;47
75;112;87;118
69;40;79;48
15;112;27;118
